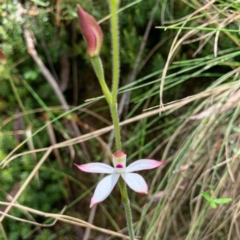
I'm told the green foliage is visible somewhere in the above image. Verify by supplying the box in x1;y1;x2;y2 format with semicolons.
35;229;52;240
1;0;240;239
0;132;17;152
200;191;232;209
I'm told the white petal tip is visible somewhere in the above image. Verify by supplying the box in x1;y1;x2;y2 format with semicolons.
139;186;148;194
90;198;103;208
89;174;120;208
74;163;90;172
139;190;148;194
122;173;149;194
160;160;166;165
90;200;96;208
74;162;114;173
126;160;166;173
151;160;166;168
74;163;82;170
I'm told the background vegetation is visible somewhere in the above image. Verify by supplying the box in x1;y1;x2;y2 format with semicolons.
1;0;240;239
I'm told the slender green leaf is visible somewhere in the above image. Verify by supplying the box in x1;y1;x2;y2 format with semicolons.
213;198;232;204
210;202;217;208
200;191;212;202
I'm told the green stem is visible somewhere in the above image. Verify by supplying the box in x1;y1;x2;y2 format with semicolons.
91;57;112;105
91;56;121;149
90;1;134;238
108;0;122;151
108;1;134;239
124;200;135;240
118;178;135;240
109;0;120;102
110;104;122;150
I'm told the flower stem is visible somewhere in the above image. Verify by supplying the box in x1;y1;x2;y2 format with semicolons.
110;104;122;150
108;0;122;151
124;199;135;240
91;56;112;105
91;55;122;150
108;1;134;239
109;1;120;102
118;178;135;240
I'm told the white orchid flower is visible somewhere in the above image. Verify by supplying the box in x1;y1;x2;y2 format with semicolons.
75;150;165;207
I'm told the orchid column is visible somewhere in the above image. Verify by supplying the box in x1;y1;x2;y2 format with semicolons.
76;3;165;240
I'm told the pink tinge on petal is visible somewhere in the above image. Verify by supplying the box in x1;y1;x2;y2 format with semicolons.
138;190;148;194
74;163;114;174
90;199;95;208
116;164;123;168
90;174;120;208
126;160;166;173
121;173;148;194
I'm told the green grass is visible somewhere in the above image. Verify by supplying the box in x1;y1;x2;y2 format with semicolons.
1;0;240;239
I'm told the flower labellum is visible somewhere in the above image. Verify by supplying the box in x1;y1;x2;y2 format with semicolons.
77;5;103;57
75;150;165;208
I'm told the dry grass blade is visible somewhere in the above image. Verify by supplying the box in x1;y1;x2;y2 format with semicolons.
159;0;216;108
1;81;236;168
0;148;52;223
0;202;134;239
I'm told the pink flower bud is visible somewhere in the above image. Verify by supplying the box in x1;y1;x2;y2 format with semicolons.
77;5;103;57
0;49;6;63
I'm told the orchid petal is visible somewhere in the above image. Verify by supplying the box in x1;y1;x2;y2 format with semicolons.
90;174;120;207
74;163;114;174
126;160;166;173
121;173;148;194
